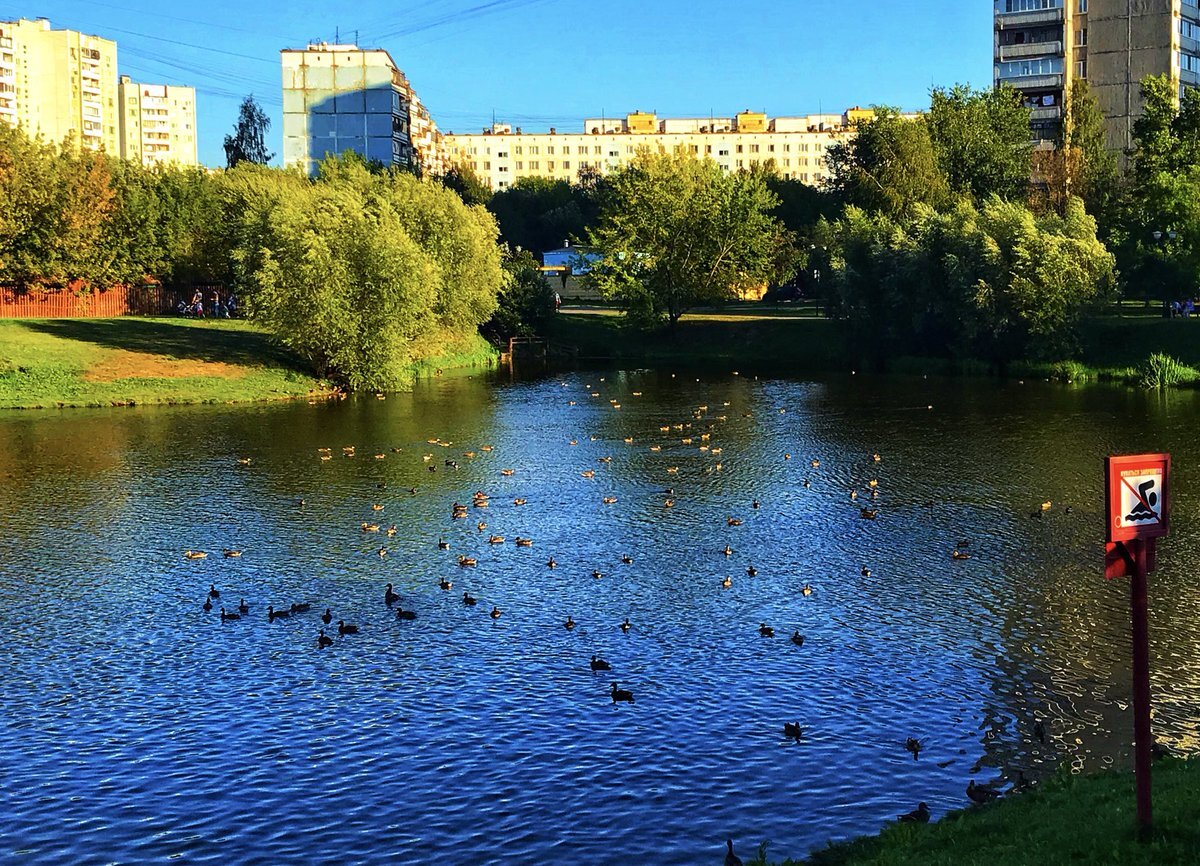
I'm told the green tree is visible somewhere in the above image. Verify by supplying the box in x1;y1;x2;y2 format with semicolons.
825;195;1115;361
824;108;949;218
926;83;1033;202
587;149;794;328
441;163;493;206
488;176;599;255
1065;79;1120;222
223;95;274;168
217;155;505;389
483;248;555;341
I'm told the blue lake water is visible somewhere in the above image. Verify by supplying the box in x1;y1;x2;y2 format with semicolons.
2;369;1200;864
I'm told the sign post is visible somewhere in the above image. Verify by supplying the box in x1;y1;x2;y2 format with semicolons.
1104;453;1170;836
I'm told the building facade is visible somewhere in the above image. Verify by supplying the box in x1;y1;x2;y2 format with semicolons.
443;108;873;192
994;0;1200;151
118;76;197;166
281;43;443;176
0;18;119;153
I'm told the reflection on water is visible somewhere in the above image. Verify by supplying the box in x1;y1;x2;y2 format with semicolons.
2;370;1200;864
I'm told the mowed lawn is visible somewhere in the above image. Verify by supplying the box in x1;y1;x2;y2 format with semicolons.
0;317;330;409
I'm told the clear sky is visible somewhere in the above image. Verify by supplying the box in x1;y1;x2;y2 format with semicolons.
6;0;994;167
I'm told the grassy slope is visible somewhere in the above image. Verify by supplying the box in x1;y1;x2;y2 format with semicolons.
549;308;848;370
748;759;1200;866
0;318;497;409
550;308;1200;381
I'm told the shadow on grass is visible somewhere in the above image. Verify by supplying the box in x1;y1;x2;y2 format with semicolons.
20;318;312;374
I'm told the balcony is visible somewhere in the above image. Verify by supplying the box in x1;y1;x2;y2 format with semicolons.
1030;105;1063;121
997;72;1063;90
999;40;1063;60
996;8;1064;29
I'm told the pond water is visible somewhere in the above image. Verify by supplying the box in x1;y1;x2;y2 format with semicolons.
3;368;1200;865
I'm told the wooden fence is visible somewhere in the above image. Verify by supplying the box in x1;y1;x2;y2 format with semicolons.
0;285;194;319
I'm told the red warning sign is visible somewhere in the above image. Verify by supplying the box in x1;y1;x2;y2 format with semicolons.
1106;454;1170;543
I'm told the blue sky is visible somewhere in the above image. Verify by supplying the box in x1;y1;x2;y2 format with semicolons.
8;1;994;166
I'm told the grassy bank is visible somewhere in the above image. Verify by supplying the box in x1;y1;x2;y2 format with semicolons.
746;758;1199;866
0;318;498;409
550;307;1200;387
548;308;847;369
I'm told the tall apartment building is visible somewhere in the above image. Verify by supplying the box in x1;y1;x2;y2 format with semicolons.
117;76;198;166
281;42;443;176
0;18;118;153
995;0;1200;152
443;108;875;192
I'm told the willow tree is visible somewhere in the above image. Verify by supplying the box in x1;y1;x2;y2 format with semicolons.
586;149;793;328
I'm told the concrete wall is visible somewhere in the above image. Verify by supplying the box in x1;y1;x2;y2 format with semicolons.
1087;0;1177;152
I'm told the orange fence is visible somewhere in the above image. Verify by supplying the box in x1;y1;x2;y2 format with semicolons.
0;285;189;319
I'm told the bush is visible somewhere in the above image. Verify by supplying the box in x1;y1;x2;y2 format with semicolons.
1138;352;1200;388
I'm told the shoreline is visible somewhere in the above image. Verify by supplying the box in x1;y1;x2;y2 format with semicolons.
747;757;1198;865
0;318;498;411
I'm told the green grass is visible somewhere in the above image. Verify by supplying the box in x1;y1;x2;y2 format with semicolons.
0;318;498;410
746;758;1200;866
550;308;848;369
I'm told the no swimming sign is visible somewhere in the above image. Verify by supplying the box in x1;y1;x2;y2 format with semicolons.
1106;454;1171;543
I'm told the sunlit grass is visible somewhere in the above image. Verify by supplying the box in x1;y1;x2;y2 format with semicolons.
749;759;1200;865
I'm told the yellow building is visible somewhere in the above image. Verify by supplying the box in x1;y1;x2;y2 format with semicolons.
443;108;870;192
0;18;119;153
118;76;198;166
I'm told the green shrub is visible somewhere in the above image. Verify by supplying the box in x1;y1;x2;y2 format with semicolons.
1048;360;1093;383
1138;352;1200;388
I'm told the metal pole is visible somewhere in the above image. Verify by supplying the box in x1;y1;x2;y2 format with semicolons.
1130;539;1153;834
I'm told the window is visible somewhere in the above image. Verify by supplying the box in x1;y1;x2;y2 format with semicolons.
750;144;759;153
515;161;523;170
1078;0;1087;11
515;145;523;155
998;57;1063;78
548;161;555;170
736;144;744;153
563;160;570;169
1181;18;1200;41
1076;59;1087;77
1003;0;1062;11
1075;28;1087;46
530;161;539;169
1180;51;1200;74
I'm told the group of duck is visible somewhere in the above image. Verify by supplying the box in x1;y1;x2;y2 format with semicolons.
194;375;1043;843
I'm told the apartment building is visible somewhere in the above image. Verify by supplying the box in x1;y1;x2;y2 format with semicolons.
0;18;119;153
995;0;1200;151
118;76;197;166
442;108;874;192
281;42;443;176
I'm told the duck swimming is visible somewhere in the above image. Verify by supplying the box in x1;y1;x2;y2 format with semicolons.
462;591;477;606
490;606;502;619
322;608;332;625
620;618;632;633
438;577;453;591
783;722;803;741
802;584;813;597
564;616;576;630
337;620;359;635
610;682;635;704
268;605;290;622
721;576;732;589
791;631;805;646
546;557;558;569
385;583;399;605
317;629;333;649
590;655;611;671
238;599;249;615
759;623;775;638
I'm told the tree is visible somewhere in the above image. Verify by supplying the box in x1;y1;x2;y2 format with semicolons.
1065;80;1120;222
224;95;274;169
824;195;1115;361
488;176;599;255
218;155;505;390
483;248;555;341
441;163;493;206
824;108;949;218
926;84;1033;202
586;149;794;328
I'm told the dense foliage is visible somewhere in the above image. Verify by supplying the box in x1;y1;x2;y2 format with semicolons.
586;150;794;327
0;128;505;391
819;88;1117;361
820;197;1115;361
217;156;503;389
